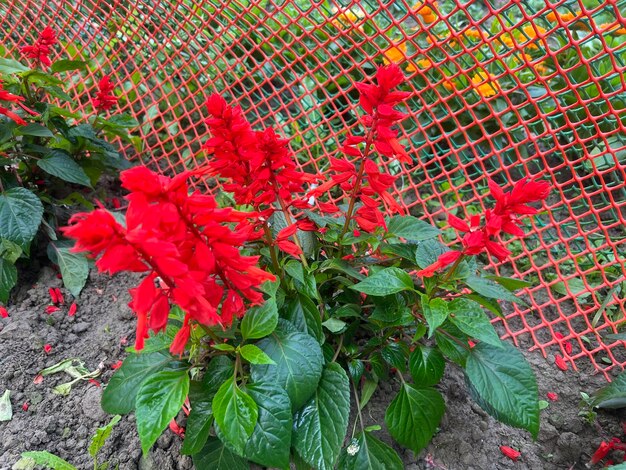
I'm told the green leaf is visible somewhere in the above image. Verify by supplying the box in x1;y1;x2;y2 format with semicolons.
465;342;539;438
16;123;54;137
449;298;502;347
0;258;17;303
0;188;43;248
182;357;234;455
212;377;258;454
0;389;11;421
284;294;323;343
51;59;89;73
415;239;448;269
285;260;317;298
37;152;92;187
466;293;504;318
0;58;30;75
590;371;626;409
192;437;248;470
465;276;523;304
17;451;77;470
211;343;235;352
293;362;350;470
244;382;292;468
434;325;470;366
251;323;323;411
486;275;532;291
337;432;403;470
89;415;121;457
351;267;414;297
384;383;445;454
422;297;448;338
387;215;441;241
47;241;89;297
240;299;278;340
101;351;188;414
381;342;409;372
136;370;190;454
239;344;276;365
323;317;347;334
409;346;445;387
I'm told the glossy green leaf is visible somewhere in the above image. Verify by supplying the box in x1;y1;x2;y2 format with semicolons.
0;58;30;74
51;59;88;73
284;294;323;343
422;297;448;338
434;325;470;367
337;432;403;470
89;415;121;457
465;342;539;438
384;383;445;454
0;187;43;248
414;240;448;269
38;152;92;187
465;276;523;304
387;215;441;241
212;377;258;454
449;298;502;347
136;370;189;454
243;382;292;469
192;437;248;470
486;275;532;291
239;344;276;365
409;346;445;387
590;371;626;409
351;267;414;297
0;258;17;304
293;362;350;470
240;298;278;340
17;451;77;470
251;323;323;411
101;351;188;414
47;241;89;297
181;357;234;455
16;123;54;137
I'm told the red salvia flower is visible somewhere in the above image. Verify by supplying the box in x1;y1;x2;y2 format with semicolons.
63;165;275;354
20;26;57;67
0;80;27;126
500;446;521;461
93;75;118;112
68;302;77;317
169;419;185;438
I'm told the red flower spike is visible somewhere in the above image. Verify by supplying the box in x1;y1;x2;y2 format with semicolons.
500;446;521;461
68;303;77;317
43;344;52;354
0;81;28;125
93;75;118;112
555;355;568;371
20;26;57;67
0;306;7;318
547;392;558;401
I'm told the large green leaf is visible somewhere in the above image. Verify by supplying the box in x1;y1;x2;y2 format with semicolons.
465;276;523;305
37;152;92;187
422;297;448;338
351;267;414;297
251;323;323;411
240;298;278;340
17;451;77;470
465;342;539;438
0;58;30;74
101;351;188;414
590;370;626;409
384;383;445;453
387;215;441;241
244;382;293;469
284;294;323;344
50;59;89;73
181;357;233;455
213;378;258;454
16;123;54;137
47;241;89;297
0;187;43;248
0;258;17;303
293;362;350;470
409;346;445;387
414;239;448;269
337;432;403;470
449;298;502;347
136;370;189;454
88;415;121;458
193;437;248;470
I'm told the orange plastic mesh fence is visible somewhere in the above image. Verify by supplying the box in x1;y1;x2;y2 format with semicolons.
2;0;626;379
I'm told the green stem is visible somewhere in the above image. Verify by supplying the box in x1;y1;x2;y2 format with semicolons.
263;222;282;279
331;334;344;362
350;378;366;439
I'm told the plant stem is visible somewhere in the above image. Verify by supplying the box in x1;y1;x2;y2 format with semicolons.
263;222;282;278
276;195;309;269
441;254;465;284
350;378;366;439
331;334;344;362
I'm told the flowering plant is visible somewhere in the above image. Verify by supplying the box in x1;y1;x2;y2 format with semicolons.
66;63;549;468
0;27;136;304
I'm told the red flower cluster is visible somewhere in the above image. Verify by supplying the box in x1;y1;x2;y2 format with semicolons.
0;81;27;126
93;75;118;112
417;177;550;277
310;64;409;232
63;166;275;354
20;26;57;68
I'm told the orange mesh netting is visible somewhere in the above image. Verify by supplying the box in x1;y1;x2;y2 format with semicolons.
2;0;626;379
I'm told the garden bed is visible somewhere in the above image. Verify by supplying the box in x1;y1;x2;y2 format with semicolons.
1;267;624;469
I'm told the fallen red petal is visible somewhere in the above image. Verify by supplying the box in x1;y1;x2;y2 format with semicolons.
54;288;64;305
48;287;58;304
33;374;44;384
547;392;558;401
555;355;568;371
169;418;185;437
68;303;77;317
111;360;123;370
0;306;8;318
88;379;101;387
43;344;52;354
45;305;61;314
500;445;521;461
22;402;29;411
